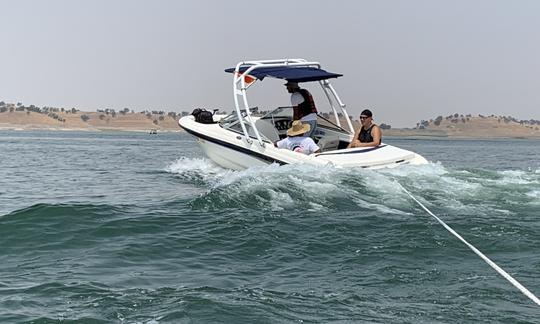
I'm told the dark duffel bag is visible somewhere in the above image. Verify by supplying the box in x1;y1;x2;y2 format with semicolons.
191;108;214;124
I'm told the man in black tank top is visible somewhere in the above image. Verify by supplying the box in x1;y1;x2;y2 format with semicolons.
347;109;382;148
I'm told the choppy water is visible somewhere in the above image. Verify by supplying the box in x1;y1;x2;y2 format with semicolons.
0;130;539;323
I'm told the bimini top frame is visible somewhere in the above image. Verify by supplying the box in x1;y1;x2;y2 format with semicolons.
226;59;354;147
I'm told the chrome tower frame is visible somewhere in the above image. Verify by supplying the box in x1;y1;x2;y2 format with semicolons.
232;58;354;147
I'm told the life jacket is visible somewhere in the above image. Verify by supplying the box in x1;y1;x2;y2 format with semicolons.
297;89;317;117
358;124;381;144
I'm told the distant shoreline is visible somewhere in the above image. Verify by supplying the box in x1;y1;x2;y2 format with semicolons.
0;109;183;133
0;108;539;139
1;125;539;140
0;125;182;133
383;134;540;140
382;129;540;139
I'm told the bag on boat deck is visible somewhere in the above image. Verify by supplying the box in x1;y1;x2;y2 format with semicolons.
191;108;214;124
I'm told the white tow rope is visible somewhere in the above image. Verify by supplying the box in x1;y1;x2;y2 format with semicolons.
396;181;540;306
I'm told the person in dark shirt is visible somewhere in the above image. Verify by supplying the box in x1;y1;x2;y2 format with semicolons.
347;109;382;148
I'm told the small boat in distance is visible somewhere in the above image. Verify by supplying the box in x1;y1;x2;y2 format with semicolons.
149;129;158;135
179;58;428;170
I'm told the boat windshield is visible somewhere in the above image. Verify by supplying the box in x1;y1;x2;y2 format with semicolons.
259;107;293;120
218;106;351;142
218;107;259;129
259;107;351;135
315;113;351;134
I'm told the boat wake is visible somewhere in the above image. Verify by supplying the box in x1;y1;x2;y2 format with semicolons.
165;157;539;217
165;157;540;307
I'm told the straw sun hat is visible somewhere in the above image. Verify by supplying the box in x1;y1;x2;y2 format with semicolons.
287;120;310;136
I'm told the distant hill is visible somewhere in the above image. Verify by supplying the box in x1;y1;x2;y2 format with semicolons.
1;101;539;138
0;104;182;132
383;114;540;138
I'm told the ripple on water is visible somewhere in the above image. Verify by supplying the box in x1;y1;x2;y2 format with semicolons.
1;134;539;323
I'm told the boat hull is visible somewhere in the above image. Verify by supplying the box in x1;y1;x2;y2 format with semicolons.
179;116;428;170
194;136;273;170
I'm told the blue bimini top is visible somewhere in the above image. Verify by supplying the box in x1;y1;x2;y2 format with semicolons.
224;66;343;83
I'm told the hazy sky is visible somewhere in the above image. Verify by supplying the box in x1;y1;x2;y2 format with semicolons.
1;0;539;127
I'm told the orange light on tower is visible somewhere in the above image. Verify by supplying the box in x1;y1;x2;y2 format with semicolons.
235;72;257;86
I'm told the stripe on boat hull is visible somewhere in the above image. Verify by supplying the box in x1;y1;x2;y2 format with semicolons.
181;125;288;165
315;145;386;156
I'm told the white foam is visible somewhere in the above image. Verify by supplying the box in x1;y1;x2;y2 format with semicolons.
494;169;540;185
306;201;326;212
206;164;350;210
380;161;448;178
378;163;485;205
165;157;224;176
266;189;294;211
165;157;233;186
353;197;412;216
211;163;283;188
285;174;342;198
165;157;538;215
526;190;540;205
440;175;483;193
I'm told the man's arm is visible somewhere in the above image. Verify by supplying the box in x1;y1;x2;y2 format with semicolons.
347;127;361;148
291;92;304;120
307;138;320;154
292;106;300;120
371;125;381;145
275;138;287;149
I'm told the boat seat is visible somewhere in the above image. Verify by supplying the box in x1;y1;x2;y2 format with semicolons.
254;119;280;142
317;135;340;152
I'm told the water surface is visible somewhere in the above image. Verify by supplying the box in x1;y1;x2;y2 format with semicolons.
0;131;538;323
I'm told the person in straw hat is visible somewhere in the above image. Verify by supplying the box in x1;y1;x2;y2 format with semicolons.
275;120;320;154
285;81;318;137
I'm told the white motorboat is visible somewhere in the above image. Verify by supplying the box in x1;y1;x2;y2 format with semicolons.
179;59;428;170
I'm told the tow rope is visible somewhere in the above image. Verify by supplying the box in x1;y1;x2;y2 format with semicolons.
396;181;540;306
